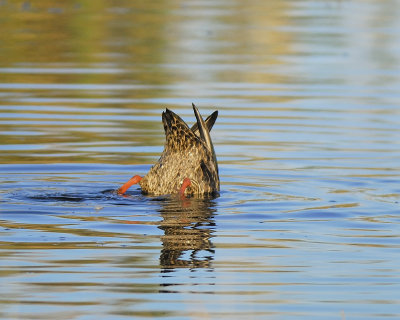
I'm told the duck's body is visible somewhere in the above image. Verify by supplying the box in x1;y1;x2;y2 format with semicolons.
118;104;219;197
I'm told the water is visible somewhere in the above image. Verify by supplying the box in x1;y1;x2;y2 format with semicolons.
1;1;400;319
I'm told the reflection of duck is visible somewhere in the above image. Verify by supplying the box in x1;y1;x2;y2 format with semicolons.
157;197;217;270
118;104;219;197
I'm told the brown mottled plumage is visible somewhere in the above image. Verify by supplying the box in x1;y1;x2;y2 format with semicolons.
118;104;219;197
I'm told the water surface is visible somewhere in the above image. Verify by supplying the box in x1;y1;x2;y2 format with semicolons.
1;1;400;319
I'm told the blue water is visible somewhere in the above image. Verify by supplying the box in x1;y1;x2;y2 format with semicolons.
1;1;400;319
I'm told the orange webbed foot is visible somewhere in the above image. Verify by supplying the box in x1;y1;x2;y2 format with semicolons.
117;175;142;195
179;178;191;199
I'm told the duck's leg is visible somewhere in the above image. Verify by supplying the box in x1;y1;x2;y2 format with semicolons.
117;175;142;195
179;178;191;199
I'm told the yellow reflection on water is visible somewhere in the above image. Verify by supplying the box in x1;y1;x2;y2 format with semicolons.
0;1;301;164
